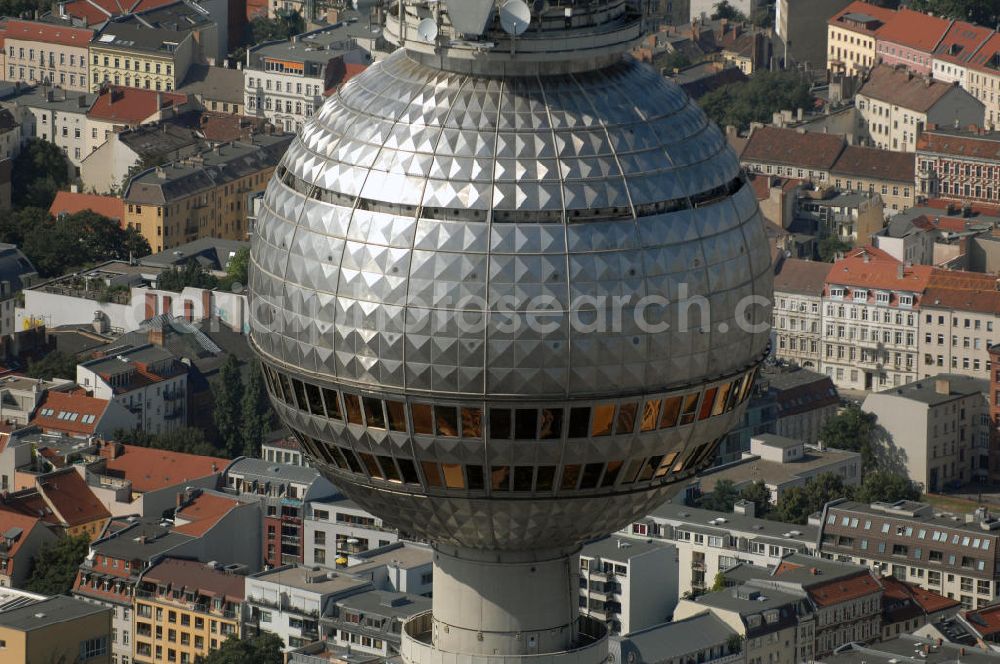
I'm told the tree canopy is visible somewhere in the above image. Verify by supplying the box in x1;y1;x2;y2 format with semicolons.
907;0;999;25
819;236;853;263
215;354;246;458
251;11;305;42
12;139;72;209
24;533;90;595
701;479;742;512
157;261;220;292
819;404;878;468
241;360;274;458
712;0;747;21
774;473;847;524
698;70;813;131
196;633;284;664
115;427;220;457
26;350;78;381
852;470;921;504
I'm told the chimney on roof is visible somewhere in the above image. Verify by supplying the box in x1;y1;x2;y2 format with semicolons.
896;263;904;279
863;252;871;263
936;378;951;395
148;327;164;347
156;92;162;110
810;567;820;575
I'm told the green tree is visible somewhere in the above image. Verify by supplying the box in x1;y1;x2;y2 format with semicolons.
24;533;90;595
241;360;274;458
851;470;921;504
26;350;78;381
711;571;727;591
196;633;284;664
819;236;853;263
218;246;250;292
12;139;71;208
250;11;305;43
774;473;847;524
908;0;999;25
157;261;220;292
659;50;693;74
740;480;772;517
701;479;741;512
114;427;220;456
214;355;245;457
699;70;813;132
712;0;748;21
819;404;878;468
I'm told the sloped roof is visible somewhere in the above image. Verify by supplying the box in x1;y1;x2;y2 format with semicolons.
859;65;964;112
50;191;125;222
2;19;93;47
741;126;845;171
933;21;993;64
30;391;110;436
828;1;897;34
88;86;186;124
37;470;110;527
0;511;44;561
142;557;245;602
774;258;831;297
832;145;915;183
921;286;1000;315
917;129;1000;159
172;492;239;536
103;444;227;493
875;8;951;52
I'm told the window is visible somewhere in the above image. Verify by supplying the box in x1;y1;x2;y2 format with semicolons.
80;636;109;660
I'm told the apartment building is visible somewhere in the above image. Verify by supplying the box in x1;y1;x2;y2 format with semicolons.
3;86;96;169
798;190;885;243
826;1;895;77
0;594;112;664
821;249;930;391
819;500;1000;609
874;8;950;76
77;343;189;434
324;589;431;657
612;611;743;664
245;24;366;132
245;565;371;652
579;536;678;635
221;458;336;568
85;86;189;156
675;585;809;664
879;575;960;639
2;19;92;91
623;502;818;598
133;557;245;663
931;21;994;86
304;494;397;567
90;21;196;93
740;126;844;184
863;375;990;489
122;134;291;252
344;542;434;596
966;33;1000;129
261;436;306;467
772;258;828;370
767;368;840;445
830;146;915;215
856;65;985;152
0;510;57;588
917;127;1000;207
919;288;1000;381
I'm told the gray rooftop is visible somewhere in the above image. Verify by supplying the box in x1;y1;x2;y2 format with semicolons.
761;365;834;393
687;584;805;616
124;134;292;205
823;637;1000;664
248;23;357;71
1;85;96;113
347;542;433;573
176;64;244;105
828;499;1000;535
753;433;802;449
139;237;248;272
123;1;214;33
335;589;431;619
645;502;819;545
0;595;109;631
115;121;204;159
93;20;194;56
872;374;989;406
250;565;371;595
697;445;860;494
616;612;737;663
226;457;324;486
91;521;194;562
581;536;671;562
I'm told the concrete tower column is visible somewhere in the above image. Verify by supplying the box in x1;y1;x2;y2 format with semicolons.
430;545;581;656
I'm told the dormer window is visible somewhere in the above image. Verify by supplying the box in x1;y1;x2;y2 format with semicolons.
876;291;891;305
830;287;845;299
852;289;867;301
898;294;913;307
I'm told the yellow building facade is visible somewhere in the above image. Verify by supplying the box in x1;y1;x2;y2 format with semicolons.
89;24;194;93
123;134;290;253
132;558;244;664
0;595;112;664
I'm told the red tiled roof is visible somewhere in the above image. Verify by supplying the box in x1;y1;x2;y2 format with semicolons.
3;19;93;47
967;32;1000;75
880;576;961;614
964;603;1000;636
808;572;881;608
103;445;227;493
173;493;239;536
831;145;915;183
875;8;951;52
87;86;187;125
826;251;934;295
741;126;845;171
924;198;1000;216
922;286;1000;314
859;64;962;112
845;244;901;264
927;268;999;291
30;391;110;436
748;174;804;200
828;1;897;34
0;511;44;562
61;0;175;24
143;557;245;602
917;129;1000;160
933;21;993;64
774;258;830;297
36;470;110;527
50;191;125;223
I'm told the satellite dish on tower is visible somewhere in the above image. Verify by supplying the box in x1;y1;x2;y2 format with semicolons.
417;17;439;42
499;0;530;35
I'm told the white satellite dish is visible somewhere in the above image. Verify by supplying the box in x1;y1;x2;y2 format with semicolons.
499;0;530;35
417;17;439;42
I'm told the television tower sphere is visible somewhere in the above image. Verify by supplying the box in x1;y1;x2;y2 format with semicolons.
248;0;772;661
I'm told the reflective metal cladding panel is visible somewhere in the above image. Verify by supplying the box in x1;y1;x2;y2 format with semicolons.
249;50;772;401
